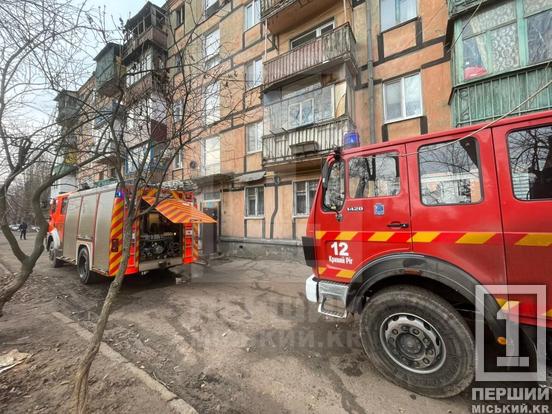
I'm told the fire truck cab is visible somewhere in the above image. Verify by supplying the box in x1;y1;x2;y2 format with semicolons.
303;111;552;397
47;184;215;284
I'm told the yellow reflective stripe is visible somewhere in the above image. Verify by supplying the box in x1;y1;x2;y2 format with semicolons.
545;309;552;318
337;269;355;279
315;231;326;240
515;233;552;247
409;232;440;243
318;266;326;275
499;301;520;314
496;298;507;307
336;231;357;241
368;231;395;242
456;232;496;245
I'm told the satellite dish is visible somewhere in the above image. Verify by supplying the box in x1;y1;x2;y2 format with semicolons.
189;160;197;169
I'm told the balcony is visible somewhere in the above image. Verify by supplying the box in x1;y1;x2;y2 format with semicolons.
452;63;552;127
126;71;166;104
260;0;336;34
123;26;167;64
263;117;352;168
263;24;357;90
95;43;124;97
55;90;80;125
448;0;492;17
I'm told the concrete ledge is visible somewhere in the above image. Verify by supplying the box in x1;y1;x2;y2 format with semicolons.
51;311;197;414
220;237;304;262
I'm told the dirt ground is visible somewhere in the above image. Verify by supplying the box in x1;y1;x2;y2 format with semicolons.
0;234;550;413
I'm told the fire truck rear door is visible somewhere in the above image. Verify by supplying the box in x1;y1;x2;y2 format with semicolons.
315;144;412;282
493;121;552;328
405;129;507;293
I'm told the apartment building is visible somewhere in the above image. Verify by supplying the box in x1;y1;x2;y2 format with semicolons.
66;0;551;260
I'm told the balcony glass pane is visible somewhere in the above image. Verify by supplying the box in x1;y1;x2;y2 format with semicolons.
464;1;516;37
384;80;401;120
489;23;519;72
523;0;552;15
527;10;552;64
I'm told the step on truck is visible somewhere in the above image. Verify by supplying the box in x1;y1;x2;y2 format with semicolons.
303;111;552;397
46;184;215;283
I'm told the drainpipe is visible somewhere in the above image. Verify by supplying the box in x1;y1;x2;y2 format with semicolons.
365;0;376;144
269;175;280;239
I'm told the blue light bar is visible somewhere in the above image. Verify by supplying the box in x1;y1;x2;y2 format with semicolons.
115;190;124;198
343;131;360;149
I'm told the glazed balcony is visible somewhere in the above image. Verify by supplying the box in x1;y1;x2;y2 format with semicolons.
95;43;124;97
260;0;336;34
448;0;492;17
123;25;167;64
452;62;552;127
263;24;357;90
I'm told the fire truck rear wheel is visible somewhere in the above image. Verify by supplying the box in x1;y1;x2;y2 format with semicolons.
77;248;100;285
359;284;474;398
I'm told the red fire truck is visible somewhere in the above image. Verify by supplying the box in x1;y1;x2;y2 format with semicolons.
303;111;552;397
47;184;215;283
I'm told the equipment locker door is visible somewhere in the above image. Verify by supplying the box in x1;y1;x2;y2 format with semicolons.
314;144;412;282
493;121;552;328
405;129;507;289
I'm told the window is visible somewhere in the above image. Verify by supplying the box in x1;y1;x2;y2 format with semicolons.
202;136;220;175
383;73;422;122
289;98;314;128
173;100;183;123
349;153;400;198
323;160;345;211
245;58;263;89
204;28;220;69
175;7;184;26
125;144;152;175
418;137;482;205
457;0;552;83
245;0;260;30
380;0;417;31
174;148;183;169
205;82;220;124
245;187;264;217
247;121;263;153
290;21;334;49
294;180;317;216
508;126;552;200
206;0;217;9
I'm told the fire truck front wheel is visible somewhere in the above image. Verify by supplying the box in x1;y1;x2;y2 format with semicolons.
77;248;100;285
359;285;474;398
48;240;63;268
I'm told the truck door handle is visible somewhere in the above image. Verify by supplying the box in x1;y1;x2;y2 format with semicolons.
387;221;409;229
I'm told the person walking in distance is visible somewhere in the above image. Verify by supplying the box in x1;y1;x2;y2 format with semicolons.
18;221;28;240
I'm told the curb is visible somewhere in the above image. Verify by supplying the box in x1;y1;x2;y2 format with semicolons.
51;311;197;414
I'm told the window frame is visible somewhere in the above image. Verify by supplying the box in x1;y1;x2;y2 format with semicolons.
290;20;335;49
202;136;220;176
204;81;220;125
245;58;263;90
417;136;485;207
246;121;263;154
347;151;401;199
174;147;183;169
380;0;418;32
383;72;423;123
293;179;318;217
454;0;552;84
175;7;184;27
244;186;264;218
505;124;552;202
204;27;220;69
244;0;260;31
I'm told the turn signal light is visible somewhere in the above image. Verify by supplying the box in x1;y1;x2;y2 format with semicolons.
111;239;119;252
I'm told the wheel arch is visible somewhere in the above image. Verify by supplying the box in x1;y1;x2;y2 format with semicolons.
346;253;506;340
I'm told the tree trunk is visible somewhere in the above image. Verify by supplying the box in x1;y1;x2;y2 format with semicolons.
72;222;133;413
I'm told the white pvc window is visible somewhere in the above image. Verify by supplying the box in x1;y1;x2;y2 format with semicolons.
202;136;220;176
245;0;260;30
245;186;264;217
383;73;422;122
246;58;263;89
247;121;263;153
204;28;220;69
174;148;183;169
381;0;417;31
205;81;220;124
288;98;314;128
290;21;334;49
294;180;317;216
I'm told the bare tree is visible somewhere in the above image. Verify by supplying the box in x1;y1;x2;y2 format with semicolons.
0;0;111;315
72;2;250;411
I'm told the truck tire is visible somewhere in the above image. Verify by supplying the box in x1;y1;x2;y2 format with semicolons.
359;285;474;398
48;240;63;268
77;248;100;285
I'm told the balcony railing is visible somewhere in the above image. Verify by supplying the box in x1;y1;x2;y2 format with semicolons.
263;116;352;165
123;26;167;63
448;0;492;17
263;24;357;89
452;63;552;127
260;0;294;19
